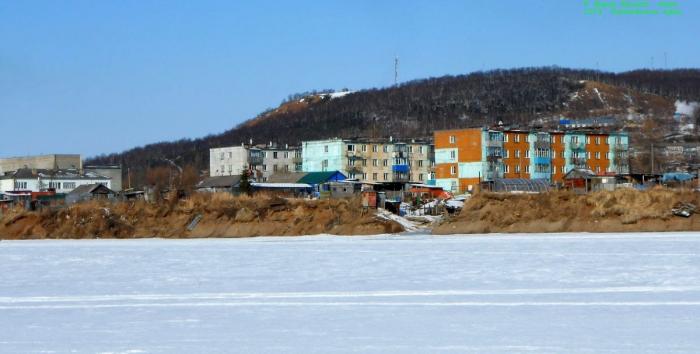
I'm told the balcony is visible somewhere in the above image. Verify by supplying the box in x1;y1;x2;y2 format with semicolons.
486;140;503;147
571;157;586;166
248;156;264;165
534;156;550;165
570;142;585;151
392;164;410;173
348;166;364;175
534;140;551;150
486;154;502;163
613;143;629;151
393;173;410;183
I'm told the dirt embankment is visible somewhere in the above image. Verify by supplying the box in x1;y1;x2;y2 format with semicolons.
433;188;700;234
0;193;403;239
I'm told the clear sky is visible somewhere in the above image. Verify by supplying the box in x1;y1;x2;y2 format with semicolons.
1;0;698;158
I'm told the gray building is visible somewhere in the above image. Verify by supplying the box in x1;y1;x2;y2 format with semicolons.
0;154;82;174
84;165;122;192
261;144;302;181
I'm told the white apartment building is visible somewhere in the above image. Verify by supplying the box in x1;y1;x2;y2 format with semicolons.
0;168;112;194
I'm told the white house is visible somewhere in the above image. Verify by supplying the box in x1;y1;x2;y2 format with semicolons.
0;168;112;194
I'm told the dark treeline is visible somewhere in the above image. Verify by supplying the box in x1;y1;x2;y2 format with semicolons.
87;67;700;186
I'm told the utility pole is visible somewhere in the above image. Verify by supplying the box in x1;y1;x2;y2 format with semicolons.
394;56;399;86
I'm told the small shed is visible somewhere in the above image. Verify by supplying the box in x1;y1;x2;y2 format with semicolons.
66;184;115;204
564;169;616;194
324;181;362;199
298;171;347;196
196;176;242;193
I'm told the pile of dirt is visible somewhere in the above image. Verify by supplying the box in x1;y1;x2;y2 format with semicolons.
0;193;403;239
433;188;700;234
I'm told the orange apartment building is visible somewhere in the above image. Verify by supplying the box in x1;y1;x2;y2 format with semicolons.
433;127;629;193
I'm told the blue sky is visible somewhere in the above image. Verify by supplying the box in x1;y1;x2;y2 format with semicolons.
1;0;698;158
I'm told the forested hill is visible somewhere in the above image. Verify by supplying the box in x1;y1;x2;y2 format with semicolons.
87;67;700;184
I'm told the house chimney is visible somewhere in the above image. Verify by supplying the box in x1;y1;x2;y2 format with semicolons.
389;136;393;142
249;138;253;145
269;141;272;147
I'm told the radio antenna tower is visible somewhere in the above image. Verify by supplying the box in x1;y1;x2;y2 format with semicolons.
394;56;399;86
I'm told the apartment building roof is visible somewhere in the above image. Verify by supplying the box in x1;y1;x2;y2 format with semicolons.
0;168;111;180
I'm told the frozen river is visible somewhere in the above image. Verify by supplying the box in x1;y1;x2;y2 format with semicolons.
1;233;700;353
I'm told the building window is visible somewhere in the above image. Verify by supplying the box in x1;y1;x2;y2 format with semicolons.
372;145;378;152
419;146;424;154
383;145;388;153
383;173;389;180
504;134;509;143
504;164;510;173
596;166;601;173
408;146;413;153
220;153;225;160
525;150;530;158
606;152;610;160
372;173;378;181
383;159;388;166
587;152;591;159
372;159;378;166
561;166;565;173
595;152;600;160
450;165;457;175
551;151;556;159
285;165;290;172
587;136;591;144
419;173;424;181
418;160;423;167
361;145;367;152
262;164;267;171
525;165;530;173
284;152;289;158
515;134;520;143
515;165;520;173
450;150;456;159
324;145;328;153
347;144;354;152
595;137;600;145
64;182;75;189
362;159;367;166
449;135;456;144
322;160;328;169
220;165;225;173
515;150;520;158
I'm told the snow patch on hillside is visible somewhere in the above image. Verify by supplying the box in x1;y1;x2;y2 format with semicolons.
675;100;699;115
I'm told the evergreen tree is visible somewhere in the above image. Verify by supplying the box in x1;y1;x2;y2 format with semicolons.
239;170;252;195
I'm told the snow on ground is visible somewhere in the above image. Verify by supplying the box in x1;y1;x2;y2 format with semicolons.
2;233;700;353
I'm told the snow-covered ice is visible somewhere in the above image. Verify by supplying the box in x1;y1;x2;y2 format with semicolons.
2;233;700;353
